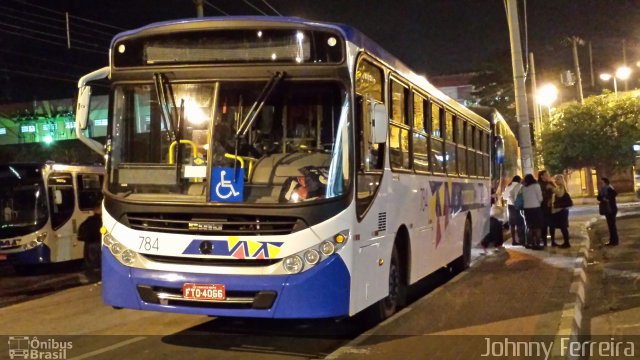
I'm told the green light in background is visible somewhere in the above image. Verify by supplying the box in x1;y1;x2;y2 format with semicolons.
43;135;53;144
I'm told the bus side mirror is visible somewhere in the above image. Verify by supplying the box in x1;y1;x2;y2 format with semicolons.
370;103;388;144
76;85;92;130
54;190;63;205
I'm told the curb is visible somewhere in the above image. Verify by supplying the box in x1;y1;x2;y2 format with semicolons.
553;218;596;359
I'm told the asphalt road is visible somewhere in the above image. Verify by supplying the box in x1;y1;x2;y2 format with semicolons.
2;203;636;359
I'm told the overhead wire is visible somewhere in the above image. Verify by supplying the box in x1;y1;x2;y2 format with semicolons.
204;1;230;16
1;4;115;43
0;21;105;49
0;49;95;70
11;0;126;31
261;0;282;16
1;28;106;55
242;0;269;16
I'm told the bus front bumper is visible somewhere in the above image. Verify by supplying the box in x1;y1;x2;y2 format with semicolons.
101;247;351;319
5;244;51;265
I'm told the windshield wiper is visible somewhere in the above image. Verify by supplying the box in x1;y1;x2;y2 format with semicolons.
230;72;284;181
236;71;285;138
153;73;176;141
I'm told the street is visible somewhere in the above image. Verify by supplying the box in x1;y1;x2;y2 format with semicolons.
3;204;627;359
0;203;638;359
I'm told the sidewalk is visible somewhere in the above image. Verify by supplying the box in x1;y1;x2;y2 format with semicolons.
584;211;640;336
332;220;591;359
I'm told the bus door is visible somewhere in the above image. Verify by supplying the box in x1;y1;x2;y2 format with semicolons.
351;92;392;312
47;172;76;262
75;173;104;248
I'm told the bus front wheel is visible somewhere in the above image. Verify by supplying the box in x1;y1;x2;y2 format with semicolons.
368;245;406;323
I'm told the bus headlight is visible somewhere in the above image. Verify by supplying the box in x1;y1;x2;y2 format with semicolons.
281;231;349;274
103;234;115;247
109;242;124;256
303;249;320;265
320;241;335;256
102;232;140;267
283;255;304;274
120;249;136;265
36;232;47;243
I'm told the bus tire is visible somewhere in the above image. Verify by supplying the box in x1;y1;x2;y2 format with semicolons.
13;265;36;276
368;245;405;323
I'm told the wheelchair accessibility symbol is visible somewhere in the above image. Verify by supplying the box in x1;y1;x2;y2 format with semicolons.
211;167;244;202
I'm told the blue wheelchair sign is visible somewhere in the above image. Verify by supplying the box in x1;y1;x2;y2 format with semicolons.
210;167;244;202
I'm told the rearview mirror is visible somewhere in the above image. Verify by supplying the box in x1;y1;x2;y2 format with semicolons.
370;102;388;144
76;85;92;130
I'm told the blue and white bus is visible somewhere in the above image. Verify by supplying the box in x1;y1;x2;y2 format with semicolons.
0;163;103;273
75;17;492;320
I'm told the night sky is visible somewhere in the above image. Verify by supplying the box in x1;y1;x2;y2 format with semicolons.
1;0;640;102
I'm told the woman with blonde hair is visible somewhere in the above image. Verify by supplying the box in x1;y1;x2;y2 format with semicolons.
551;174;572;248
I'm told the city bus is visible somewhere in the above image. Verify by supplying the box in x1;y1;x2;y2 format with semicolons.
75;16;492;320
0;163;104;273
470;106;521;198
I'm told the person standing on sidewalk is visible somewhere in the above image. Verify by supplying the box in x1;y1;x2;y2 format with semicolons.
597;177;619;246
538;170;555;248
551;174;572;248
522;174;544;250
503;175;525;246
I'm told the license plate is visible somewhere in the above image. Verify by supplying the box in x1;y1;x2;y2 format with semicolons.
182;283;226;300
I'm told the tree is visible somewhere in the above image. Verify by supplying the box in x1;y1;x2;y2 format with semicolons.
470;51;517;131
539;92;640;177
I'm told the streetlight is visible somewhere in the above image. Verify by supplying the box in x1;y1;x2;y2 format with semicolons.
536;83;558;117
599;73;616;94
600;66;632;95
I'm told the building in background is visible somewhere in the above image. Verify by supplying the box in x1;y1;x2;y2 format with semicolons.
0;96;108;146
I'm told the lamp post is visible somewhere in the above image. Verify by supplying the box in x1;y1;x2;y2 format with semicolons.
600;66;632;95
536;83;558;118
599;73;617;94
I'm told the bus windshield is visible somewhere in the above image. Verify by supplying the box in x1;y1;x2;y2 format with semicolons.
109;80;351;204
0;167;48;238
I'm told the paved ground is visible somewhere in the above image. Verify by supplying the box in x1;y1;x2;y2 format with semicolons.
585;213;640;336
1;202;638;359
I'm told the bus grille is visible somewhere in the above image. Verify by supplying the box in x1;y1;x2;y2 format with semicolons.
125;213;301;236
141;254;280;267
137;285;277;310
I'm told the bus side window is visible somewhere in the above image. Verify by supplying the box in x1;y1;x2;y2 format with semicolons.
77;174;103;211
47;173;75;230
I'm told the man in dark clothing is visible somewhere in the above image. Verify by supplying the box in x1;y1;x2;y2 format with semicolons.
597;177;619;246
78;204;102;269
537;170;555;247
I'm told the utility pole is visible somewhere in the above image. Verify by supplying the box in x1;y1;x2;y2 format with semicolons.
194;0;204;17
588;41;595;88
570;36;584;103
506;0;534;175
529;52;541;138
623;39;628;90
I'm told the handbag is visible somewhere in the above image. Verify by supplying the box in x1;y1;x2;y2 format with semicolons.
514;190;524;211
599;200;612;215
554;192;573;208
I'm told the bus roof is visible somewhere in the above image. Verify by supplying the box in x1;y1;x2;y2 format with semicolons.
112;16;488;128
